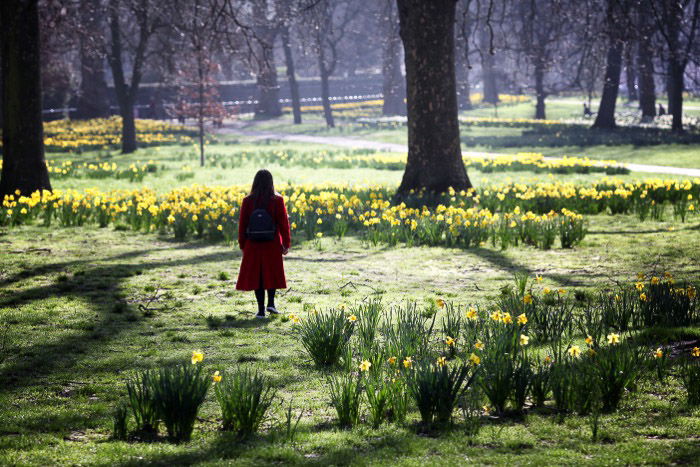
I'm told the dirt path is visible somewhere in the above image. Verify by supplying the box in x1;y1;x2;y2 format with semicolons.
222;127;700;178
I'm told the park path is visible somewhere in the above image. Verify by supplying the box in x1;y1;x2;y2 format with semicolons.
222;127;700;178
547;98;700;111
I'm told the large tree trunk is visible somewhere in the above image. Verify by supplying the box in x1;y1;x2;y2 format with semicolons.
0;0;52;197
318;48;335;128
480;27;499;104
75;0;111;119
534;58;546;120
396;0;471;196
382;0;406;116
624;42;638;102
255;35;282;119
592;39;623;129
281;25;302;124
637;28;656;119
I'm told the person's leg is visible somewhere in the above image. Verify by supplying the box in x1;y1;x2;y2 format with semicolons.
266;289;277;313
254;288;265;317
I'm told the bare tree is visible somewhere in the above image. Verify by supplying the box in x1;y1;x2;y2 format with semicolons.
380;0;406;116
303;0;360;128
648;0;700;132
593;0;634;129
107;0;161;153
74;0;111;119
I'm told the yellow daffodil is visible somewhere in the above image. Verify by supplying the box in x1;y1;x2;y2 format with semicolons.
347;314;357;323
520;334;530;346
436;298;445;308
388;356;397;365
640;293;647;302
359;360;372;372
436;356;447;367
466;307;478;320
517;313;527;325
403;357;413;369
607;333;621;345
568;346;581;358
692;347;700;358
212;371;222;383
475;339;485;350
191;350;204;364
445;336;456;347
469;353;481;365
523;294;533;305
654;348;663;359
585;335;594;345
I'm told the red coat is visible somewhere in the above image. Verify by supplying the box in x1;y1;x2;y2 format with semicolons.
236;194;291;291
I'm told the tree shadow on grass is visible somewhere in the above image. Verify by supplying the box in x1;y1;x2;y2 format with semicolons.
0;249;242;392
461;125;700;150
468;247;589;287
111;425;415;467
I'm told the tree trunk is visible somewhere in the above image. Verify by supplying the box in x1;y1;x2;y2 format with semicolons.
457;71;472;110
592;39;623;130
75;0;111;119
382;0;406;116
480;27;499;104
396;0;471;196
0;0;52;197
667;59;684;132
318;48;335;128
120;100;137;153
665;3;684;133
107;0;138;154
534;59;546;120
281;25;302;124
255;34;282;119
637;30;656;119
624;42;638;102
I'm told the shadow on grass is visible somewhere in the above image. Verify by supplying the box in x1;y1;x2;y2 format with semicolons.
111;426;415;467
0;249;241;392
461;125;700;149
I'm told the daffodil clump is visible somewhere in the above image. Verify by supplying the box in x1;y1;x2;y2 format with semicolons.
9;117;197;152
39;160;157;182
1;184;589;249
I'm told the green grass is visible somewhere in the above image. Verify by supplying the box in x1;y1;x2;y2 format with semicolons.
44;140;689;195
3;120;700;464
1;211;700;464
236;102;700;169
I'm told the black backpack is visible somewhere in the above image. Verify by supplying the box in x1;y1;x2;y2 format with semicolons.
246;200;276;242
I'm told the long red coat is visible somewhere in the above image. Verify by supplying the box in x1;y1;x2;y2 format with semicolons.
236;194;291;291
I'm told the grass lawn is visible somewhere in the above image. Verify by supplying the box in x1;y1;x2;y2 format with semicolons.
2;213;700;465
238;103;700;169
2;119;700;465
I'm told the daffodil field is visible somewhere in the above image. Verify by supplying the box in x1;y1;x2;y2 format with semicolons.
3;115;700;465
23;117;197;152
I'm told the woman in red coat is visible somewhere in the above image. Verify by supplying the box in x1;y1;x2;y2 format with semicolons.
236;169;291;318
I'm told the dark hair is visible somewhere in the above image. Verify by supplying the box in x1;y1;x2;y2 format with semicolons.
250;169;275;207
